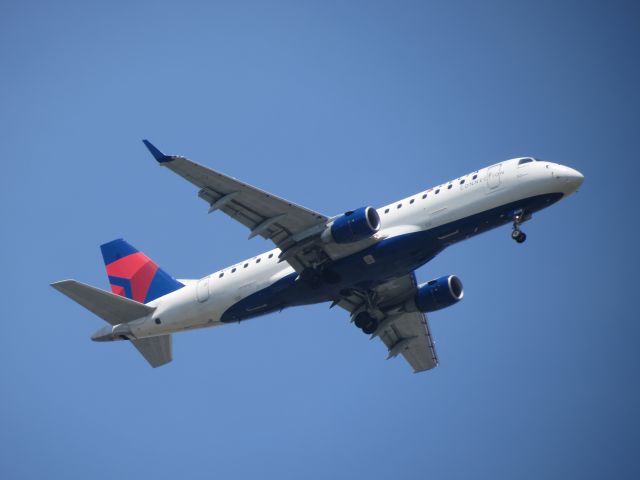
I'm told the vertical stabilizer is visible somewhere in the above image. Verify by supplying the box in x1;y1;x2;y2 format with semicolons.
100;239;184;304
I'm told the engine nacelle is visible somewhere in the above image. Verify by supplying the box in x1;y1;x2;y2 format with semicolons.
321;206;381;244
414;275;464;313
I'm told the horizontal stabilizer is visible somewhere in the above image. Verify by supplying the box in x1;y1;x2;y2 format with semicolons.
51;280;155;326
132;335;172;368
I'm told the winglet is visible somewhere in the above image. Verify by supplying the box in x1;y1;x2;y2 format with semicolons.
142;139;173;163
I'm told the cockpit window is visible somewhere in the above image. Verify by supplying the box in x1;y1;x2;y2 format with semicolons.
518;158;534;165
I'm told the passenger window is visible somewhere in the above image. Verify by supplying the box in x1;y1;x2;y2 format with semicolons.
422;193;427;199
244;263;248;268
435;189;440;194
385;208;389;214
219;272;224;278
472;174;477;180
268;253;274;259
397;204;402;209
410;199;415;204
447;184;452;190
231;268;236;273
460;179;465;185
256;258;261;264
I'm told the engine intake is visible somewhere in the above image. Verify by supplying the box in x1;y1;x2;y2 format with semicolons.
414;275;464;313
321;206;380;244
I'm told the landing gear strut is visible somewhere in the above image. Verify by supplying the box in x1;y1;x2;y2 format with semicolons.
511;211;528;243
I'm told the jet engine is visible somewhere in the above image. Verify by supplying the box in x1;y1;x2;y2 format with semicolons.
321;206;381;244
414;275;464;313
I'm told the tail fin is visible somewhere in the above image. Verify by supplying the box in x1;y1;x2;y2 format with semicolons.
100;239;184;304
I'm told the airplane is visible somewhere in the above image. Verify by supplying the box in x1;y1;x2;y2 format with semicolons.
51;141;584;372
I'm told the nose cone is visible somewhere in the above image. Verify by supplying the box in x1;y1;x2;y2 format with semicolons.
567;167;584;187
556;165;584;195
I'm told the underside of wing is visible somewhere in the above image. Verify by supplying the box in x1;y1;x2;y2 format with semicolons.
337;273;439;373
377;311;438;373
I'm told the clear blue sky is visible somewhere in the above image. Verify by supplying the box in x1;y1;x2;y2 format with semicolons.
2;1;639;478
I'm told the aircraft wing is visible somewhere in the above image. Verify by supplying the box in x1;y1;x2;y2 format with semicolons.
143;141;328;271
376;311;438;372
337;273;439;373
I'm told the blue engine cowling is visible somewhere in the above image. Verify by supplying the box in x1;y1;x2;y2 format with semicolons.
323;206;381;244
414;275;464;312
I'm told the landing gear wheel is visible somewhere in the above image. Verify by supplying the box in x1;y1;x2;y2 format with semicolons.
511;230;526;243
353;312;378;334
354;312;368;329
362;321;378;335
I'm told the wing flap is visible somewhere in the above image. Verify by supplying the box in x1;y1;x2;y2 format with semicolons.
378;312;438;373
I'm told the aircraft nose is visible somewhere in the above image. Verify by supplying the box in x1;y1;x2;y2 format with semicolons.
555;165;584;195
566;167;584;188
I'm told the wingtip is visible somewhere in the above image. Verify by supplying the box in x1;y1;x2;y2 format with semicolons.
50;279;74;290
142;139;173;163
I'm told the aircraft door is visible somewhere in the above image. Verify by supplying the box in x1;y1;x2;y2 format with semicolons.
196;276;210;303
485;163;503;192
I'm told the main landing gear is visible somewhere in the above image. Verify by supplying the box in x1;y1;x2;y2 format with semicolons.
345;289;381;335
511;211;529;244
354;311;378;335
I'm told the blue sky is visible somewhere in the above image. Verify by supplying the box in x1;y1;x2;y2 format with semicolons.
2;1;639;478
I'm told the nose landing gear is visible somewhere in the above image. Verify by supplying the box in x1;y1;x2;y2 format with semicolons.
511;210;530;244
511;228;527;243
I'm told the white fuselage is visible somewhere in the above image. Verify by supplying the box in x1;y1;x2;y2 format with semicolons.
122;158;582;340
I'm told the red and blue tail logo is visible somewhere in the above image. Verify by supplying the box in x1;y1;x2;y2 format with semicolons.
100;239;184;304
